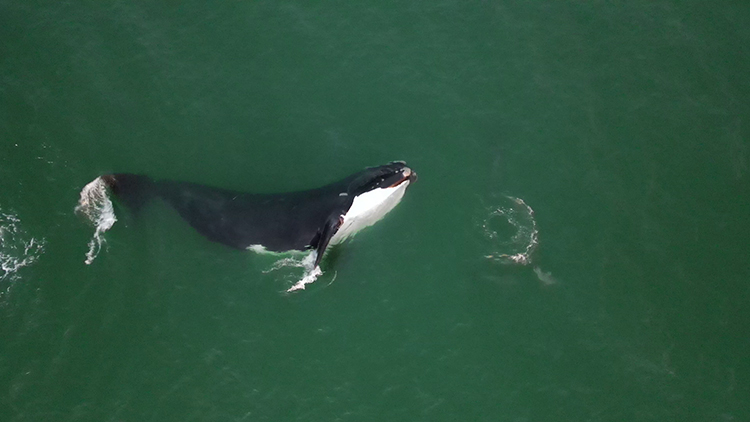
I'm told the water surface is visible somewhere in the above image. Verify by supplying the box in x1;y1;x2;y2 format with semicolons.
1;1;749;421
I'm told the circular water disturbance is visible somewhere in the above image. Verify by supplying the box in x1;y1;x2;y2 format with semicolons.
482;196;538;266
481;196;557;285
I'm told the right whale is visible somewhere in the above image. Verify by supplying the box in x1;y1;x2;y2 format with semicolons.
86;161;417;269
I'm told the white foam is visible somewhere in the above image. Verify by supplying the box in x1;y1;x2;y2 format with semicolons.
483;196;539;266
75;177;117;265
1;209;45;290
260;250;323;292
247;244;270;254
286;265;323;292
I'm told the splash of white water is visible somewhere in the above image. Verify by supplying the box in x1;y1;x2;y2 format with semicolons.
286;265;323;293
260;250;323;292
483;196;538;265
75;177;117;265
1;209;45;292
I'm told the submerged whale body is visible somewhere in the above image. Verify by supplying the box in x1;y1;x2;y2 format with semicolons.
82;162;417;271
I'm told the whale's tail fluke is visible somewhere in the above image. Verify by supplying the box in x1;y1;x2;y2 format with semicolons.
76;176;117;265
76;173;157;265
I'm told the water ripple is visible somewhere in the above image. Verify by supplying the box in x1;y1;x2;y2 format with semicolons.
0;208;46;296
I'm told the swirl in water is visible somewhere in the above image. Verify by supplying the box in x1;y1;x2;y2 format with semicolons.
482;196;557;285
482;196;538;265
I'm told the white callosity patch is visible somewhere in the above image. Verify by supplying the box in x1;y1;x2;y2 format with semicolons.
75;177;117;265
330;179;411;245
1;209;46;296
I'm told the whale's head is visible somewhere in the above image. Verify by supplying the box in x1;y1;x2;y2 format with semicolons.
330;161;417;244
346;161;417;196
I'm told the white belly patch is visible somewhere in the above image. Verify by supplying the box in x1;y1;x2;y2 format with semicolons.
330;180;410;245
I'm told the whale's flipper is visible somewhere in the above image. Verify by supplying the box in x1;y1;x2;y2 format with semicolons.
314;215;344;267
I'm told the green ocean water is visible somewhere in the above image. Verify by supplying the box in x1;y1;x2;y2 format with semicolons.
2;1;749;420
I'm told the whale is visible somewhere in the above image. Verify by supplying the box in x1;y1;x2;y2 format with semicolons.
86;162;417;270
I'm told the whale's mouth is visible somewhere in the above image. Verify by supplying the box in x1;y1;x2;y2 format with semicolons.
389;167;417;188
